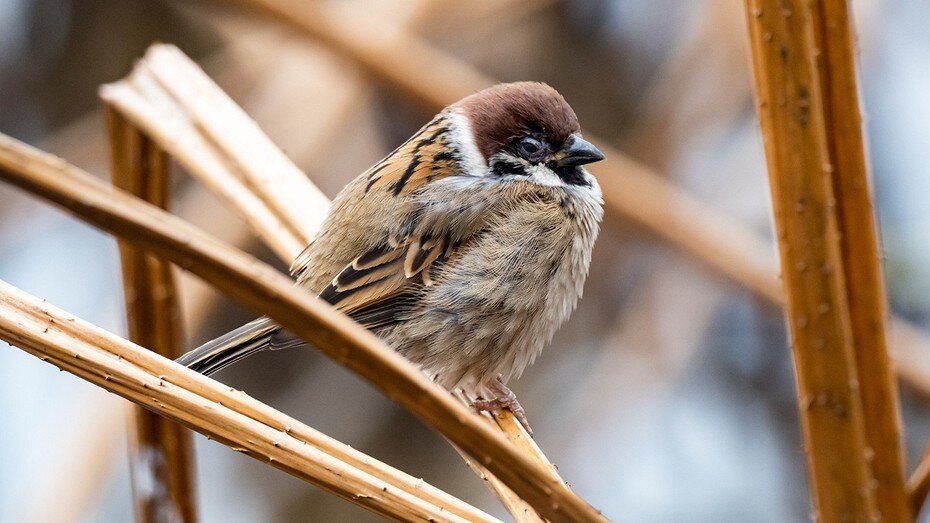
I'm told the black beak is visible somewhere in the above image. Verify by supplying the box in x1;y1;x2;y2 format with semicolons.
553;135;605;168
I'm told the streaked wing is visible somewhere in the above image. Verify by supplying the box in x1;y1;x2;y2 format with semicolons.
364;114;458;196
300;110;478;330
319;235;453;329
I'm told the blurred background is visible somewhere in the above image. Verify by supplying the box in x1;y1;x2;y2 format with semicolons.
2;0;930;521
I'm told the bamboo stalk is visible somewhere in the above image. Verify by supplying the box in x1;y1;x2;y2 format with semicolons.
102;43;564;521
0;279;479;523
107;107;199;523
231;0;930;401
0;134;605;523
806;1;909;519
743;1;908;520
454;445;543;523
451;391;548;523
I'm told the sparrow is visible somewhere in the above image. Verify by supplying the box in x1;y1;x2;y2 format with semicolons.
177;82;605;432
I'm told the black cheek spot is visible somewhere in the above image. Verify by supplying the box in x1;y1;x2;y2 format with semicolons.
556;166;591;187
492;160;528;177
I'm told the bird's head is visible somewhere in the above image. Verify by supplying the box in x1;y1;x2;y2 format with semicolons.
454;82;604;187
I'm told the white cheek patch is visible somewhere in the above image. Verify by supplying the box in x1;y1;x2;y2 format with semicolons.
446;109;488;176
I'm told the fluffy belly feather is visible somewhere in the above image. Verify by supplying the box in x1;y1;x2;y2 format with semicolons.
380;185;601;392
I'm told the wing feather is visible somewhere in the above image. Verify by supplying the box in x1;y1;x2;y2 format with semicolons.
364;114;459;196
306;111;488;329
320;233;455;329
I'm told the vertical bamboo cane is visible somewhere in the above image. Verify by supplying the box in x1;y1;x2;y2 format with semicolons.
106;108;199;523
811;1;910;520
743;1;909;521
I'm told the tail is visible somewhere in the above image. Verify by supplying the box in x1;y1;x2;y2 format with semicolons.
176;317;296;376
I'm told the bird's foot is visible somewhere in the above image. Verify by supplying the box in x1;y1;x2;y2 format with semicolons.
470;379;533;435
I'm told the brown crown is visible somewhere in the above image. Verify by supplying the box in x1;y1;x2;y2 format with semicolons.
456;82;580;161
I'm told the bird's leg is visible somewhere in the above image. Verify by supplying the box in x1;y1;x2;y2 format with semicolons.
470;377;533;435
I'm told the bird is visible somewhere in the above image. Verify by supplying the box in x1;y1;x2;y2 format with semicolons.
176;82;605;432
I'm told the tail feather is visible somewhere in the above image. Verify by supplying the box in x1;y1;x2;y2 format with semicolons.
177;317;284;376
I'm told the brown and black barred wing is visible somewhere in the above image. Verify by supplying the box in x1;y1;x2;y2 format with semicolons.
364;113;460;196
318;234;454;330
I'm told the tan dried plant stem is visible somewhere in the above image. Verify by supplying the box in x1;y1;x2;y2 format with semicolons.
0;279;489;523
12;32;358;523
107;107;200;522
450;390;547;523
101;43;563;521
0;134;605;522
234;0;930;401
743;0;908;520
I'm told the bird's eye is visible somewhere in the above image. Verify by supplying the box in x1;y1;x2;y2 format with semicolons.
518;136;543;157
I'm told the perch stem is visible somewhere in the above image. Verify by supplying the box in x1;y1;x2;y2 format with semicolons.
0;280;476;523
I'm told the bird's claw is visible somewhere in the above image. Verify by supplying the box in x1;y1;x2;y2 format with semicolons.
471;381;533;435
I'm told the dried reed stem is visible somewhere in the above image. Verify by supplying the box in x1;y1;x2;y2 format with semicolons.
103;43;564;521
101;75;304;262
0;134;604;522
451;391;549;522
142;44;327;245
744;1;908;520
802;1;908;518
0;279;486;523
235;0;930;401
107;107;199;522
454;444;543;523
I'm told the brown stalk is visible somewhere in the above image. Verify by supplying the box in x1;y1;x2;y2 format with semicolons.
233;0;930;400
807;1;908;518
107;107;199;522
0;134;605;522
103;43;563;521
0;279;481;523
141;44;328;245
743;0;908;520
451;391;548;523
